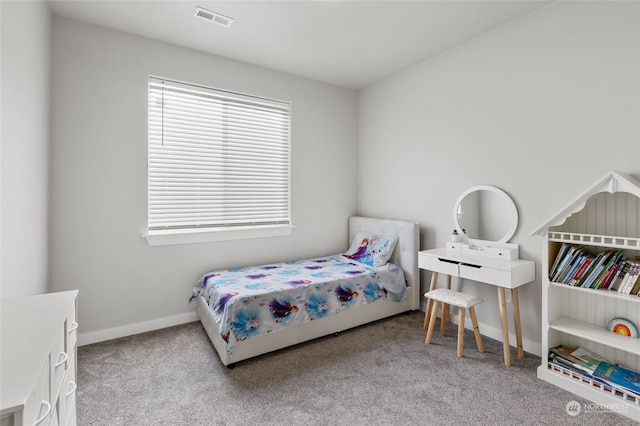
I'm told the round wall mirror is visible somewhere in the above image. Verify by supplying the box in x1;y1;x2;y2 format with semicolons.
453;185;518;245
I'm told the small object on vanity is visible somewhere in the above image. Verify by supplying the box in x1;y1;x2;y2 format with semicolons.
446;242;461;253
607;317;639;338
451;229;461;242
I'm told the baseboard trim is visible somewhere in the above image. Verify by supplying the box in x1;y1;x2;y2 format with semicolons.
79;305;542;355
78;311;199;346
419;301;541;357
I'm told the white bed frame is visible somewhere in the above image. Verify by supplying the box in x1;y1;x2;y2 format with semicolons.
196;216;420;366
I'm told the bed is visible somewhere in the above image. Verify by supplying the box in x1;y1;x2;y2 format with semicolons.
190;216;420;366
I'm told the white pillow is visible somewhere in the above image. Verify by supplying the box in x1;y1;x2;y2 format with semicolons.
342;231;398;267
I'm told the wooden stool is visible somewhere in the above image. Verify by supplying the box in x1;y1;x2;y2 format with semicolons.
424;288;484;358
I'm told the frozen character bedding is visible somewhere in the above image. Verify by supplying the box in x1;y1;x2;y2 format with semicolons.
189;253;406;355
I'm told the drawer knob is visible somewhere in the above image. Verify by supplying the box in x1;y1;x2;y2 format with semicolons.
33;400;51;425
55;352;68;368
68;321;79;333
67;381;77;398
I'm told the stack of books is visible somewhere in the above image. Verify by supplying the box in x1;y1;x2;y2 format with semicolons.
549;244;640;295
549;345;640;397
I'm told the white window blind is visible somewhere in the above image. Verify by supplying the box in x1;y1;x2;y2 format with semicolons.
148;77;291;231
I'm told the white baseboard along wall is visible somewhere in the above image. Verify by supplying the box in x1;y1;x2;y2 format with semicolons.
78;311;198;346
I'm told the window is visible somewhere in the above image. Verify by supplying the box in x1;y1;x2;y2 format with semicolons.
145;77;292;246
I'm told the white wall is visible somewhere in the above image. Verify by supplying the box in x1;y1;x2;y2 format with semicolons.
11;1;640;351
358;1;640;354
0;1;51;299
49;17;358;342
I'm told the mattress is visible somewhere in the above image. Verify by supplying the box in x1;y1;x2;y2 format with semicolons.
189;254;406;355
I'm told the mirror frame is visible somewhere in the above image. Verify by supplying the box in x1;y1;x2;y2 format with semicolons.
453;185;518;246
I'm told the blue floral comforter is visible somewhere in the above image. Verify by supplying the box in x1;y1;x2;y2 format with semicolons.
189;255;406;354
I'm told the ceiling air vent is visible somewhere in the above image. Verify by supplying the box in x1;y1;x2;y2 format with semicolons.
194;6;234;28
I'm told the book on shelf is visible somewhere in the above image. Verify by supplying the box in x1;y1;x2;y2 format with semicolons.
548;346;613;390
548;345;640;397
582;251;614;289
568;254;594;286
550;246;580;282
618;262;634;294
593;361;640;397
628;262;640;294
630;267;640;295
600;255;626;290
548;353;598;378
578;251;604;288
592;251;623;289
549;345;604;374
550;345;580;361
548;245;640;296
571;346;610;372
619;261;640;295
550;243;571;279
614;261;637;294
609;260;632;292
561;251;586;285
556;248;585;283
548;354;610;387
582;252;610;287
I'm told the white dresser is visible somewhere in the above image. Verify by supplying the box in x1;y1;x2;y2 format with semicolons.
1;291;78;426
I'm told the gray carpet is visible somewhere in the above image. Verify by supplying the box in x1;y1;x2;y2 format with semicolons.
77;311;635;425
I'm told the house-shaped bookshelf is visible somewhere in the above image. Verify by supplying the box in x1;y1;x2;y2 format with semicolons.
531;170;640;422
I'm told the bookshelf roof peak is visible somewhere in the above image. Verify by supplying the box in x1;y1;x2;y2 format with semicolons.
530;171;640;236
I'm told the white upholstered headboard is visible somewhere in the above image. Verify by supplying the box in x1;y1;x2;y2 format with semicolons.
348;216;420;310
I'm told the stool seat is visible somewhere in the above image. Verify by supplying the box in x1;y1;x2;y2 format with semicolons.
424;288;483;308
424;289;484;358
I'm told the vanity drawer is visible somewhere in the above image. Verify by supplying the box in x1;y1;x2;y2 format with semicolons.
460;263;511;287
419;252;459;276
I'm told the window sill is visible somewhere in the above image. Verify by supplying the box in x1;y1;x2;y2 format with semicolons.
143;224;295;246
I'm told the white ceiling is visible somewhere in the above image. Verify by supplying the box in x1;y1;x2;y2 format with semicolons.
48;0;552;89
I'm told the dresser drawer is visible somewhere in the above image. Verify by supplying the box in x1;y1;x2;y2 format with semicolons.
65;305;78;363
48;406;59;426
57;355;76;426
460;263;511;287
24;360;51;426
419;252;459;276
50;328;68;403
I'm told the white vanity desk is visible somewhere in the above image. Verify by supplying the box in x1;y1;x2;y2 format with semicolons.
419;247;534;366
420;184;535;367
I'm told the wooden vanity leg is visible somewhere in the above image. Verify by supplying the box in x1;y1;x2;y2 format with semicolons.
512;288;524;359
497;287;511;367
423;272;439;330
